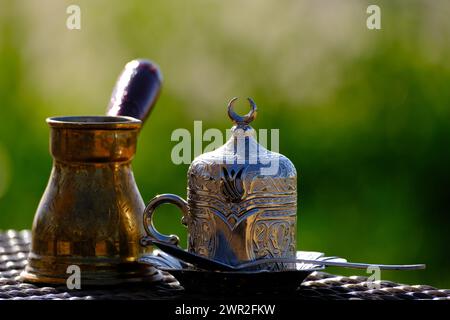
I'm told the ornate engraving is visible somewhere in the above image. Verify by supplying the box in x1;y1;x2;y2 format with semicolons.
181;99;298;266
250;218;296;270
220;167;245;203
188;158;297;262
186;207;216;257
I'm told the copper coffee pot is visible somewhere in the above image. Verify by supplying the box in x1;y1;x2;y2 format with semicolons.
21;59;163;285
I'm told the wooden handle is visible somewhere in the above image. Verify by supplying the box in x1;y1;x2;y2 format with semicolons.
107;59;162;125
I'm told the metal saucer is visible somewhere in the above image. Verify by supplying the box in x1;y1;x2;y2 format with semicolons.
140;250;329;293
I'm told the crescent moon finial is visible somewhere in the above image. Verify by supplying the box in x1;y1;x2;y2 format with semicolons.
227;97;257;125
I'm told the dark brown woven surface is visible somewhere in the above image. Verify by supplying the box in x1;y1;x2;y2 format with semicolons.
1;230;448;300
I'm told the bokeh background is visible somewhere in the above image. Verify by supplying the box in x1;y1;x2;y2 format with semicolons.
1;0;449;287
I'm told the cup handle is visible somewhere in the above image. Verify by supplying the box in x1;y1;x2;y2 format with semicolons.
141;194;188;246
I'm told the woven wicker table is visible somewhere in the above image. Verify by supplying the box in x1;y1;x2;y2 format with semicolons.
0;230;448;300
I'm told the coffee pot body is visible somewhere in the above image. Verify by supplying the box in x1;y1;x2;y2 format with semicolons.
21;116;157;285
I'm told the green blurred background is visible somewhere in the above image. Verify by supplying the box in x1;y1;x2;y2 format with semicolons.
1;0;449;287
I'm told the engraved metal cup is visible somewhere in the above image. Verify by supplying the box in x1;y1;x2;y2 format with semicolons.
21;116;157;285
142;98;297;269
